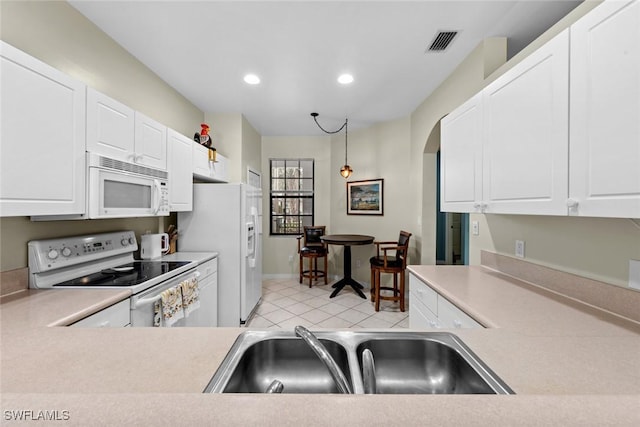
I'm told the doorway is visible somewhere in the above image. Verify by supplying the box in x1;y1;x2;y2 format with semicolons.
436;150;468;265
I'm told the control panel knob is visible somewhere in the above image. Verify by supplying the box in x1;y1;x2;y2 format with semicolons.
61;247;72;257
128;237;135;245
121;238;129;246
47;249;59;260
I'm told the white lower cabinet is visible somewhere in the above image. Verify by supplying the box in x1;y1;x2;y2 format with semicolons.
409;273;482;329
70;299;131;328
185;257;218;327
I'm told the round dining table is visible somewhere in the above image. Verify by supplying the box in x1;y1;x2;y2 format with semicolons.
320;234;375;299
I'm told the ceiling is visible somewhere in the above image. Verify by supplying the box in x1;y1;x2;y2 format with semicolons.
69;1;582;136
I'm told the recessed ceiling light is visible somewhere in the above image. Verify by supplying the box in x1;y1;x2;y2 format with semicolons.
337;73;354;85
244;74;260;85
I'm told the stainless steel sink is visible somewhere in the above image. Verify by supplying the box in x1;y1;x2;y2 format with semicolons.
204;330;513;395
222;338;351;393
356;338;500;394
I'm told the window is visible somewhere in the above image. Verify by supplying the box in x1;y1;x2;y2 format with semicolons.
270;159;314;235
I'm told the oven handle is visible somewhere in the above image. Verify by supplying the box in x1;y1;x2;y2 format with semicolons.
132;271;200;309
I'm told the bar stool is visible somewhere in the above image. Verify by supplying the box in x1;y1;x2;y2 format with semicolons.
297;226;328;287
369;231;411;311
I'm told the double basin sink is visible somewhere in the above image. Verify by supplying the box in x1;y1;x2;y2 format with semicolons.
204;330;513;395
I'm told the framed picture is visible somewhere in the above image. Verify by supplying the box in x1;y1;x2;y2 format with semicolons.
347;179;384;215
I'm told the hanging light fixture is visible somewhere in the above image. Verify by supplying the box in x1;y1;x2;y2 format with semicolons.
310;112;353;179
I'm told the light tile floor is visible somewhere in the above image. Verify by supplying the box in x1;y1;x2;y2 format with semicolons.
246;277;409;329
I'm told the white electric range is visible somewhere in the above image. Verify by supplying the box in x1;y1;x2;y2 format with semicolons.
28;231;199;327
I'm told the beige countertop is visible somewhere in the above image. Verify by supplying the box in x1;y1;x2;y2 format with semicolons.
1;265;639;426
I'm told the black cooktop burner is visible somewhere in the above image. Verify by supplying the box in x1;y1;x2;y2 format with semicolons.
54;261;191;287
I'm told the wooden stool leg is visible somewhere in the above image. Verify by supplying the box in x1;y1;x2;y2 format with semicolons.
323;255;328;284
370;268;375;302
400;271;405;312
375;270;381;312
299;255;303;284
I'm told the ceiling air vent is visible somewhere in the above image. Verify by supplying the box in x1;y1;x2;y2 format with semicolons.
426;31;458;52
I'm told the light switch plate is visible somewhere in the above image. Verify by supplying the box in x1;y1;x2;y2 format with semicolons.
515;240;525;258
630;259;640;290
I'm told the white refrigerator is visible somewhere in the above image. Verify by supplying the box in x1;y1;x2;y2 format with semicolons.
178;183;262;326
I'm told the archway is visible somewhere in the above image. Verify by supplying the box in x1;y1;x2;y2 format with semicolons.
423;118;468;266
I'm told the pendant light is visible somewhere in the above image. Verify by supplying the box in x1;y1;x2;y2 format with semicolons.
310;112;353;179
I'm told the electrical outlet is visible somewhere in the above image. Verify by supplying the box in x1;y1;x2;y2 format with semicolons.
288;255;293;263
515;240;525;258
472;221;479;236
356;259;361;268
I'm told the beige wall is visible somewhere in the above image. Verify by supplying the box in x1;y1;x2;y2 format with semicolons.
204;113;262;183
241;116;263;182
261;136;331;276
0;1;204;271
328;117;413;284
411;38;508;265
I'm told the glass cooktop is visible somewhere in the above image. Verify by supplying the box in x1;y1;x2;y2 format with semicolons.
53;261;191;287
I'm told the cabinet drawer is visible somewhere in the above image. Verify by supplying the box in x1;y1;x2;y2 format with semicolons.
409;274;438;315
437;296;482;329
409;296;440;329
70;299;130;328
198;258;218;279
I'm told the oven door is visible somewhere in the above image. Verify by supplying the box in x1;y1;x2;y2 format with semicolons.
88;166;168;218
129;269;200;327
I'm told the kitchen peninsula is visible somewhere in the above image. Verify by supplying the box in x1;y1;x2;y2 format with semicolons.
2;254;639;426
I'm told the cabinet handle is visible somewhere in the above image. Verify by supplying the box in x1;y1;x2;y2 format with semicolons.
98;321;110;328
566;198;579;208
453;320;462;328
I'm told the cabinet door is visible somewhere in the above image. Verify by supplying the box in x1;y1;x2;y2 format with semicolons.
192;142;211;179
134;112;167;170
211;153;229;183
0;42;86;216
440;92;483;213
86;88;135;162
167;129;193;211
482;29;570;215
70;299;130;327
569;0;640;218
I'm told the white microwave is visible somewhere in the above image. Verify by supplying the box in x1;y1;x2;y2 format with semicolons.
87;153;169;219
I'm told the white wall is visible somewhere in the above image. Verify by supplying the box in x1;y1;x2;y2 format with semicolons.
0;1;204;271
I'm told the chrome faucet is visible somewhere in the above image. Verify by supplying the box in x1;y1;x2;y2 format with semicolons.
294;326;353;394
362;349;377;394
266;379;284;393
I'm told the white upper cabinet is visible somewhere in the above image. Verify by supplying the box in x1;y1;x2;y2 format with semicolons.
134;112;167;170
87;88;167;170
440;92;483;213
569;0;640;218
192;142;229;183
86;88;135;160
482;29;570;215
0;41;86;217
167;129;193;211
